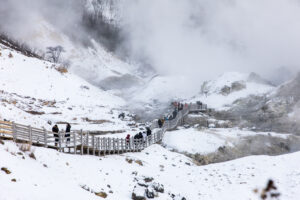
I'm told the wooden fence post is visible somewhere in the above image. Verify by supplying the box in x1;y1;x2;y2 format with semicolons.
103;138;106;156
108;138;111;154
92;135;95;156
86;131;90;155
98;138;101;157
12;122;16;142
73;132;76;155
117;138;120;154
122;139;125;153
100;138;103;155
28;125;32;145
120;138;123;153
133;139;136;152
131;138;134;152
44;129;48;148
59;132;62;152
80;130;83;155
112;138;115;154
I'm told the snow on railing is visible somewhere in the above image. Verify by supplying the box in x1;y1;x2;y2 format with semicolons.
0;120;164;155
0;102;207;156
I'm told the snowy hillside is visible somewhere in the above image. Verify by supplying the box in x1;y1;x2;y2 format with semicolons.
0;42;136;134
1;140;300;200
15;19;143;93
192;72;274;110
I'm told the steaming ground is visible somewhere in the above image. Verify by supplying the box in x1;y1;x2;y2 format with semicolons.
163;127;300;165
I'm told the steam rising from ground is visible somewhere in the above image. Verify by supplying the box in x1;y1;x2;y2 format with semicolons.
1;0;300;83
119;0;300;82
0;0;84;40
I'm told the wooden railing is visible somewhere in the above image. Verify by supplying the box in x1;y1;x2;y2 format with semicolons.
0;102;207;156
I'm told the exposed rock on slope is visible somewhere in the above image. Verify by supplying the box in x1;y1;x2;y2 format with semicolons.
216;73;300;134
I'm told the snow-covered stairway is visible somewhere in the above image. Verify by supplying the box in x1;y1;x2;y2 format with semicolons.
0;103;207;156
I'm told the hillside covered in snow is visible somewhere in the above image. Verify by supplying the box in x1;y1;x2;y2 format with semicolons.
0;41;138;135
1;139;300;200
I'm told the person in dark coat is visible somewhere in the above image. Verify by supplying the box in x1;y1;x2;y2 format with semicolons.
138;132;143;139
158;119;163;128
134;133;140;140
134;132;143;147
65;123;71;143
146;127;152;136
52;124;59;147
172;110;177;119
118;113;125;119
179;103;183;111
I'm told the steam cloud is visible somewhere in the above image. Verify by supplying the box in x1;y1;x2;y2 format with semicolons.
1;0;300;83
119;0;300;83
0;0;84;48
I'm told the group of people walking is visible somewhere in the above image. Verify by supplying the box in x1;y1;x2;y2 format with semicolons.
52;123;71;147
50;101;190;148
125;127;152;147
157;101;188;128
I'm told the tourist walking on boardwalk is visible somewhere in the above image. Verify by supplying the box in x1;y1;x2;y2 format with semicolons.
65;123;71;144
126;134;130;149
146;127;152;143
146;127;152;136
118;113;125;120
179;103;183;111
158;119;163;128
52;124;59;147
172;109;177;119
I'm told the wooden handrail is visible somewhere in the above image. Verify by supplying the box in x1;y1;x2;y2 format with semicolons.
0;102;207;156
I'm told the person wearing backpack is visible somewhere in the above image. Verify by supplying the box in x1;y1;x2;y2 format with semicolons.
52;124;59;147
65;123;71;144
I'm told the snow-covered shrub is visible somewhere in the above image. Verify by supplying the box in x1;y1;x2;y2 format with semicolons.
45;46;65;63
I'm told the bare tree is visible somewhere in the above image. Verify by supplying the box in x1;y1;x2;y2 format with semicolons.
45;46;65;63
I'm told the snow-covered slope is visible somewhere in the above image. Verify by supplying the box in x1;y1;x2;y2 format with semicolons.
1;140;300;200
0;42;134;133
192;72;274;110
15;18;143;93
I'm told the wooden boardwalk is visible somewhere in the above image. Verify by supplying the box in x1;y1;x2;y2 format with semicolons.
0;103;207;156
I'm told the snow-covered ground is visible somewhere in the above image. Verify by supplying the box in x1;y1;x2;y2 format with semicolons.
190;72;274;110
163;127;294;155
0;42;137;134
17;18;140;86
1;140;300;200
